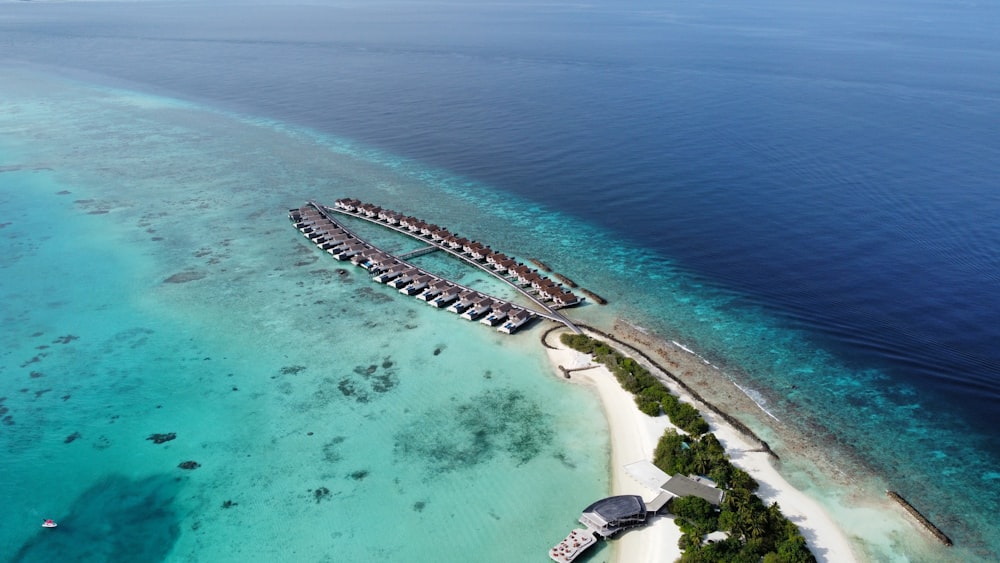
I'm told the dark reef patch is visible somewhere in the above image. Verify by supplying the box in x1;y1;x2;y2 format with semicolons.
20;354;44;367
280;365;307;375
355;286;392;303
370;373;398;393
413;501;426;512
337;377;369;403
340;361;400;400
9;474;181;563
178;461;200;470
394;388;554;472
221;500;238;509
93;435;111;450
322;436;345;463
147;432;176;444
312;486;330;503
163;271;205;284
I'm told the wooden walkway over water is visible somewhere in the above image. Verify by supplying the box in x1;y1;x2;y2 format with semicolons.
291;200;582;334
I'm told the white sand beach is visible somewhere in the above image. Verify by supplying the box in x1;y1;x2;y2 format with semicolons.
544;336;857;563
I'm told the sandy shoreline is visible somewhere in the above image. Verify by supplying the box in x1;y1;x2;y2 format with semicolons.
543;331;857;563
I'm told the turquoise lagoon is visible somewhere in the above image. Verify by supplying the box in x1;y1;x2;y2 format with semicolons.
1;69;997;563
0;71;610;562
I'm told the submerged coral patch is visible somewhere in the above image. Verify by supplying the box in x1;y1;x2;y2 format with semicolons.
163;271;206;283
394;388;554;472
312;486;330;503
10;474;181;562
322;437;345;463
147;432;176;444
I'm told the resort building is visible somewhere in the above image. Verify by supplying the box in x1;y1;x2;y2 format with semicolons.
291;200;584;336
578;495;650;538
624;460;725;506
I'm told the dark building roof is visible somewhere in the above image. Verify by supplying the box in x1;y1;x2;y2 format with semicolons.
581;495;646;523
661;475;725;506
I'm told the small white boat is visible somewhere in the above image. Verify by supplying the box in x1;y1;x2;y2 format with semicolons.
42;519;57;528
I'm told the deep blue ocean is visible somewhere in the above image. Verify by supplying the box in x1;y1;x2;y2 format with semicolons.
2;0;999;560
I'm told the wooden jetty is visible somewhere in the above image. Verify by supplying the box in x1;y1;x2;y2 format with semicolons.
289;200;582;334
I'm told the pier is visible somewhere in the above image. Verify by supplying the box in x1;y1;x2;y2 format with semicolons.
289;200;583;334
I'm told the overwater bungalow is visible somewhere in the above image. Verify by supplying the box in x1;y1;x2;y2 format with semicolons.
399;216;418;232
461;297;495;320
493;257;518;272
388;268;420;289
447;290;480;313
373;264;409;283
400;274;434;295
469;244;491;261
366;253;397;273
378;210;403;225
520;271;544;287
354;251;393;271
335;198;362;211
514;268;540;286
498;309;533;334
487;252;512;269
481;302;514;326
416;280;451;301
334;242;369;261
430;228;452;242
431;285;462;308
546;288;580;307
292;198;586;336
323;234;355;253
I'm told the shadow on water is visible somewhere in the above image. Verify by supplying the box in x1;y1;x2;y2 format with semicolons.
12;474;182;563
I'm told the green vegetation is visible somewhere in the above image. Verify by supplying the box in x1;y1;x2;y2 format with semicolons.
560;333;815;563
561;333;709;435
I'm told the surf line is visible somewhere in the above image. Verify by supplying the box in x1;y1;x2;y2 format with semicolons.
733;382;781;422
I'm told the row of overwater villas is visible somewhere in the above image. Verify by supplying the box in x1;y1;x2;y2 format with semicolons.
289;206;536;334
332;198;581;307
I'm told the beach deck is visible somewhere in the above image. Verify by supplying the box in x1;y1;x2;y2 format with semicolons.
289;200;582;334
549;529;598;563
